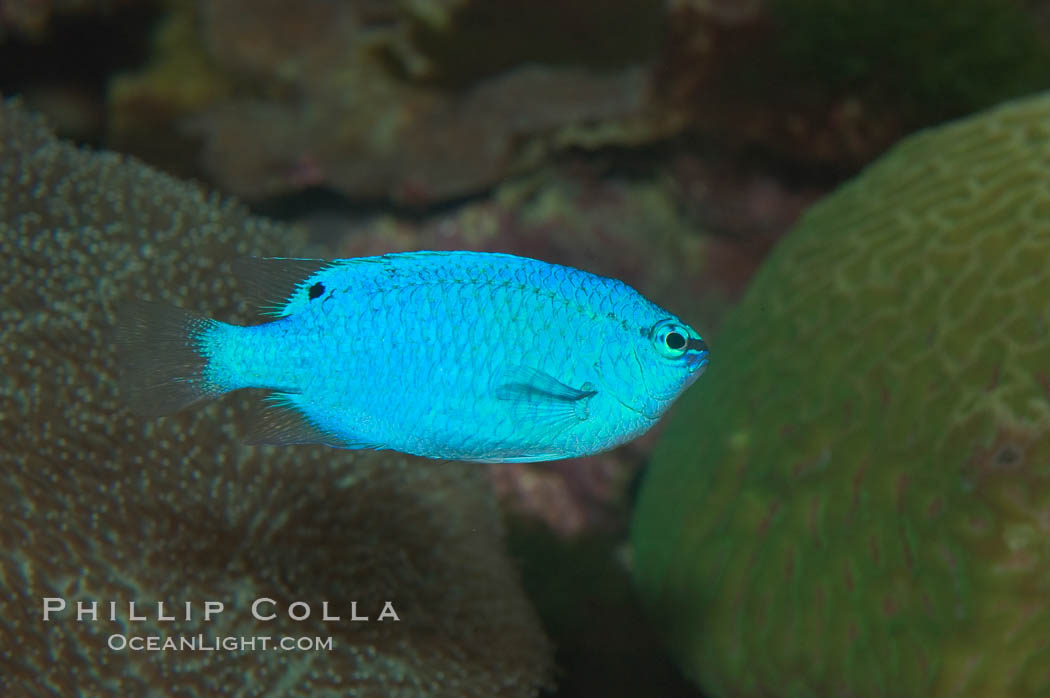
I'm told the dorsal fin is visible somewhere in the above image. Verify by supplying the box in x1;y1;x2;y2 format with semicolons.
231;257;330;317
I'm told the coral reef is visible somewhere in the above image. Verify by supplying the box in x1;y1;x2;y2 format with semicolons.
101;0;1050;205
109;0;673;204
0;100;551;697
632;90;1050;697
186;64;654;204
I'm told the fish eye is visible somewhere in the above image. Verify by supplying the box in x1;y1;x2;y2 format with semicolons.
653;320;690;358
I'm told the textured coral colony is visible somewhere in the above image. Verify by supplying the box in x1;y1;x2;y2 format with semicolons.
634;91;1050;698
2;0;1050;696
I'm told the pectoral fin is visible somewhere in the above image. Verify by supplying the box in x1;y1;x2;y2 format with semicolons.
494;366;596;434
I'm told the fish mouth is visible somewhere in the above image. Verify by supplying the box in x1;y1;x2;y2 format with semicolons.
687;351;709;373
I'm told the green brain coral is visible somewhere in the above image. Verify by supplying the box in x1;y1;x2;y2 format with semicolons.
632;91;1050;697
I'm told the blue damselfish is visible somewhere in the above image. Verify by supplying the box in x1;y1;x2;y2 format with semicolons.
118;251;708;462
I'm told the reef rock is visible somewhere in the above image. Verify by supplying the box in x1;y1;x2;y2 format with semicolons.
109;0;672;204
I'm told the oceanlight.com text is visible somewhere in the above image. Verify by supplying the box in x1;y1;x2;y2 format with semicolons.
107;634;334;652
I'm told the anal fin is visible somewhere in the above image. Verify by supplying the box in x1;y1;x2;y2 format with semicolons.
245;392;377;450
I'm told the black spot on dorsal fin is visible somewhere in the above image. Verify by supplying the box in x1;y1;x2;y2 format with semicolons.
231;257;330;316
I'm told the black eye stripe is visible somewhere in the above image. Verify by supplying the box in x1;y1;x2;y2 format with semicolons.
686;338;708;353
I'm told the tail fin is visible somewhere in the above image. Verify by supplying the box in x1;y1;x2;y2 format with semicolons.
116;300;226;416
